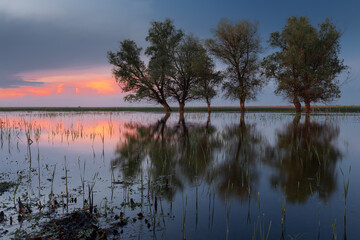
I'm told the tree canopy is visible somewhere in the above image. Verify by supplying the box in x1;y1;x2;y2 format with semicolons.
108;19;183;112
191;45;222;113
169;35;222;113
262;16;347;113
167;35;205;113
108;17;349;114
206;18;264;113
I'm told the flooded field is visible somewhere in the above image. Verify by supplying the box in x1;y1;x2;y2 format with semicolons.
0;111;359;239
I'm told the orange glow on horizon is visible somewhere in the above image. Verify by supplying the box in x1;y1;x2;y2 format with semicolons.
0;66;122;99
57;84;64;94
0;115;138;147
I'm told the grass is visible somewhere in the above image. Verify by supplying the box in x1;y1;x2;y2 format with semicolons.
0;105;359;112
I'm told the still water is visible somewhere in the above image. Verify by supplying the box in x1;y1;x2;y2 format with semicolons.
0;111;359;239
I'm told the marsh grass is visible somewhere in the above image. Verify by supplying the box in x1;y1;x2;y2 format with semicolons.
340;166;351;239
13;175;22;208
332;219;337;240
252;193;272;240
64;157;69;212
339;166;351;217
182;193;187;240
49;164;57;208
78;158;86;208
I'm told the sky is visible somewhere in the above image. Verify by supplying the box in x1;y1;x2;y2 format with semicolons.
0;0;359;107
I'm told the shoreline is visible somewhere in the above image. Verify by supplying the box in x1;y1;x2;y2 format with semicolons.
0;105;358;113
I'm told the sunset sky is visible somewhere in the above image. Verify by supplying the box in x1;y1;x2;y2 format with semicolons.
0;0;359;107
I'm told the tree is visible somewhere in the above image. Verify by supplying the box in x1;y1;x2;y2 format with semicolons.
168;35;221;114
262;51;303;112
191;45;222;113
206;18;264;113
167;35;204;113
108;19;183;112
263;16;347;113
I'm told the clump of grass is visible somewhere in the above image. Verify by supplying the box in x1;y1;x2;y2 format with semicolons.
64;157;69;211
332;219;337;240
339;166;351;217
280;198;286;238
225;198;232;240
252;192;272;240
13;175;22;207
49;164;57;207
0;181;15;195
182;193;187;240
78;158;86;208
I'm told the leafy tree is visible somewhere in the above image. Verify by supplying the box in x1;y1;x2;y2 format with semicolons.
206;18;264;113
191;45;222;113
168;35;221;113
167;35;203;113
108;19;183;112
263;16;347;113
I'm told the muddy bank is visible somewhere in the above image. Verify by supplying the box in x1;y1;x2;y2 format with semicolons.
0;182;15;195
30;211;107;240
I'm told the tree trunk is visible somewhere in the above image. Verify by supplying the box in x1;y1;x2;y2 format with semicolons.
178;114;188;143
161;102;172;112
179;102;185;114
292;114;301;128
160;113;170;144
292;114;301;139
240;112;245;128
206;112;211;128
293;97;302;113
160;112;171;125
206;99;211;113
305;100;311;114
179;112;185;122
240;99;245;114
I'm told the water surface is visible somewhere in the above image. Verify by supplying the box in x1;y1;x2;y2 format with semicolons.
0;111;359;239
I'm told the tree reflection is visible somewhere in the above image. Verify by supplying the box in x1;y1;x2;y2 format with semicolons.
175;114;221;185
212;114;267;201
111;113;171;179
111;113;221;200
266;115;342;203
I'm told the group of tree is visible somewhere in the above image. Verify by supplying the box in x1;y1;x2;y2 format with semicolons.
108;16;347;114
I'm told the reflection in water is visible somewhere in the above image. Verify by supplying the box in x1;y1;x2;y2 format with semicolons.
0;112;357;239
212;114;266;201
266;115;342;203
112;114;343;205
111;113;221;201
112;113;178;200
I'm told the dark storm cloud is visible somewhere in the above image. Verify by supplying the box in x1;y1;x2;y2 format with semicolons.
0;71;43;88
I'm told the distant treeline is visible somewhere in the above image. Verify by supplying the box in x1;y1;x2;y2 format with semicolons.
108;16;348;114
0;106;359;113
